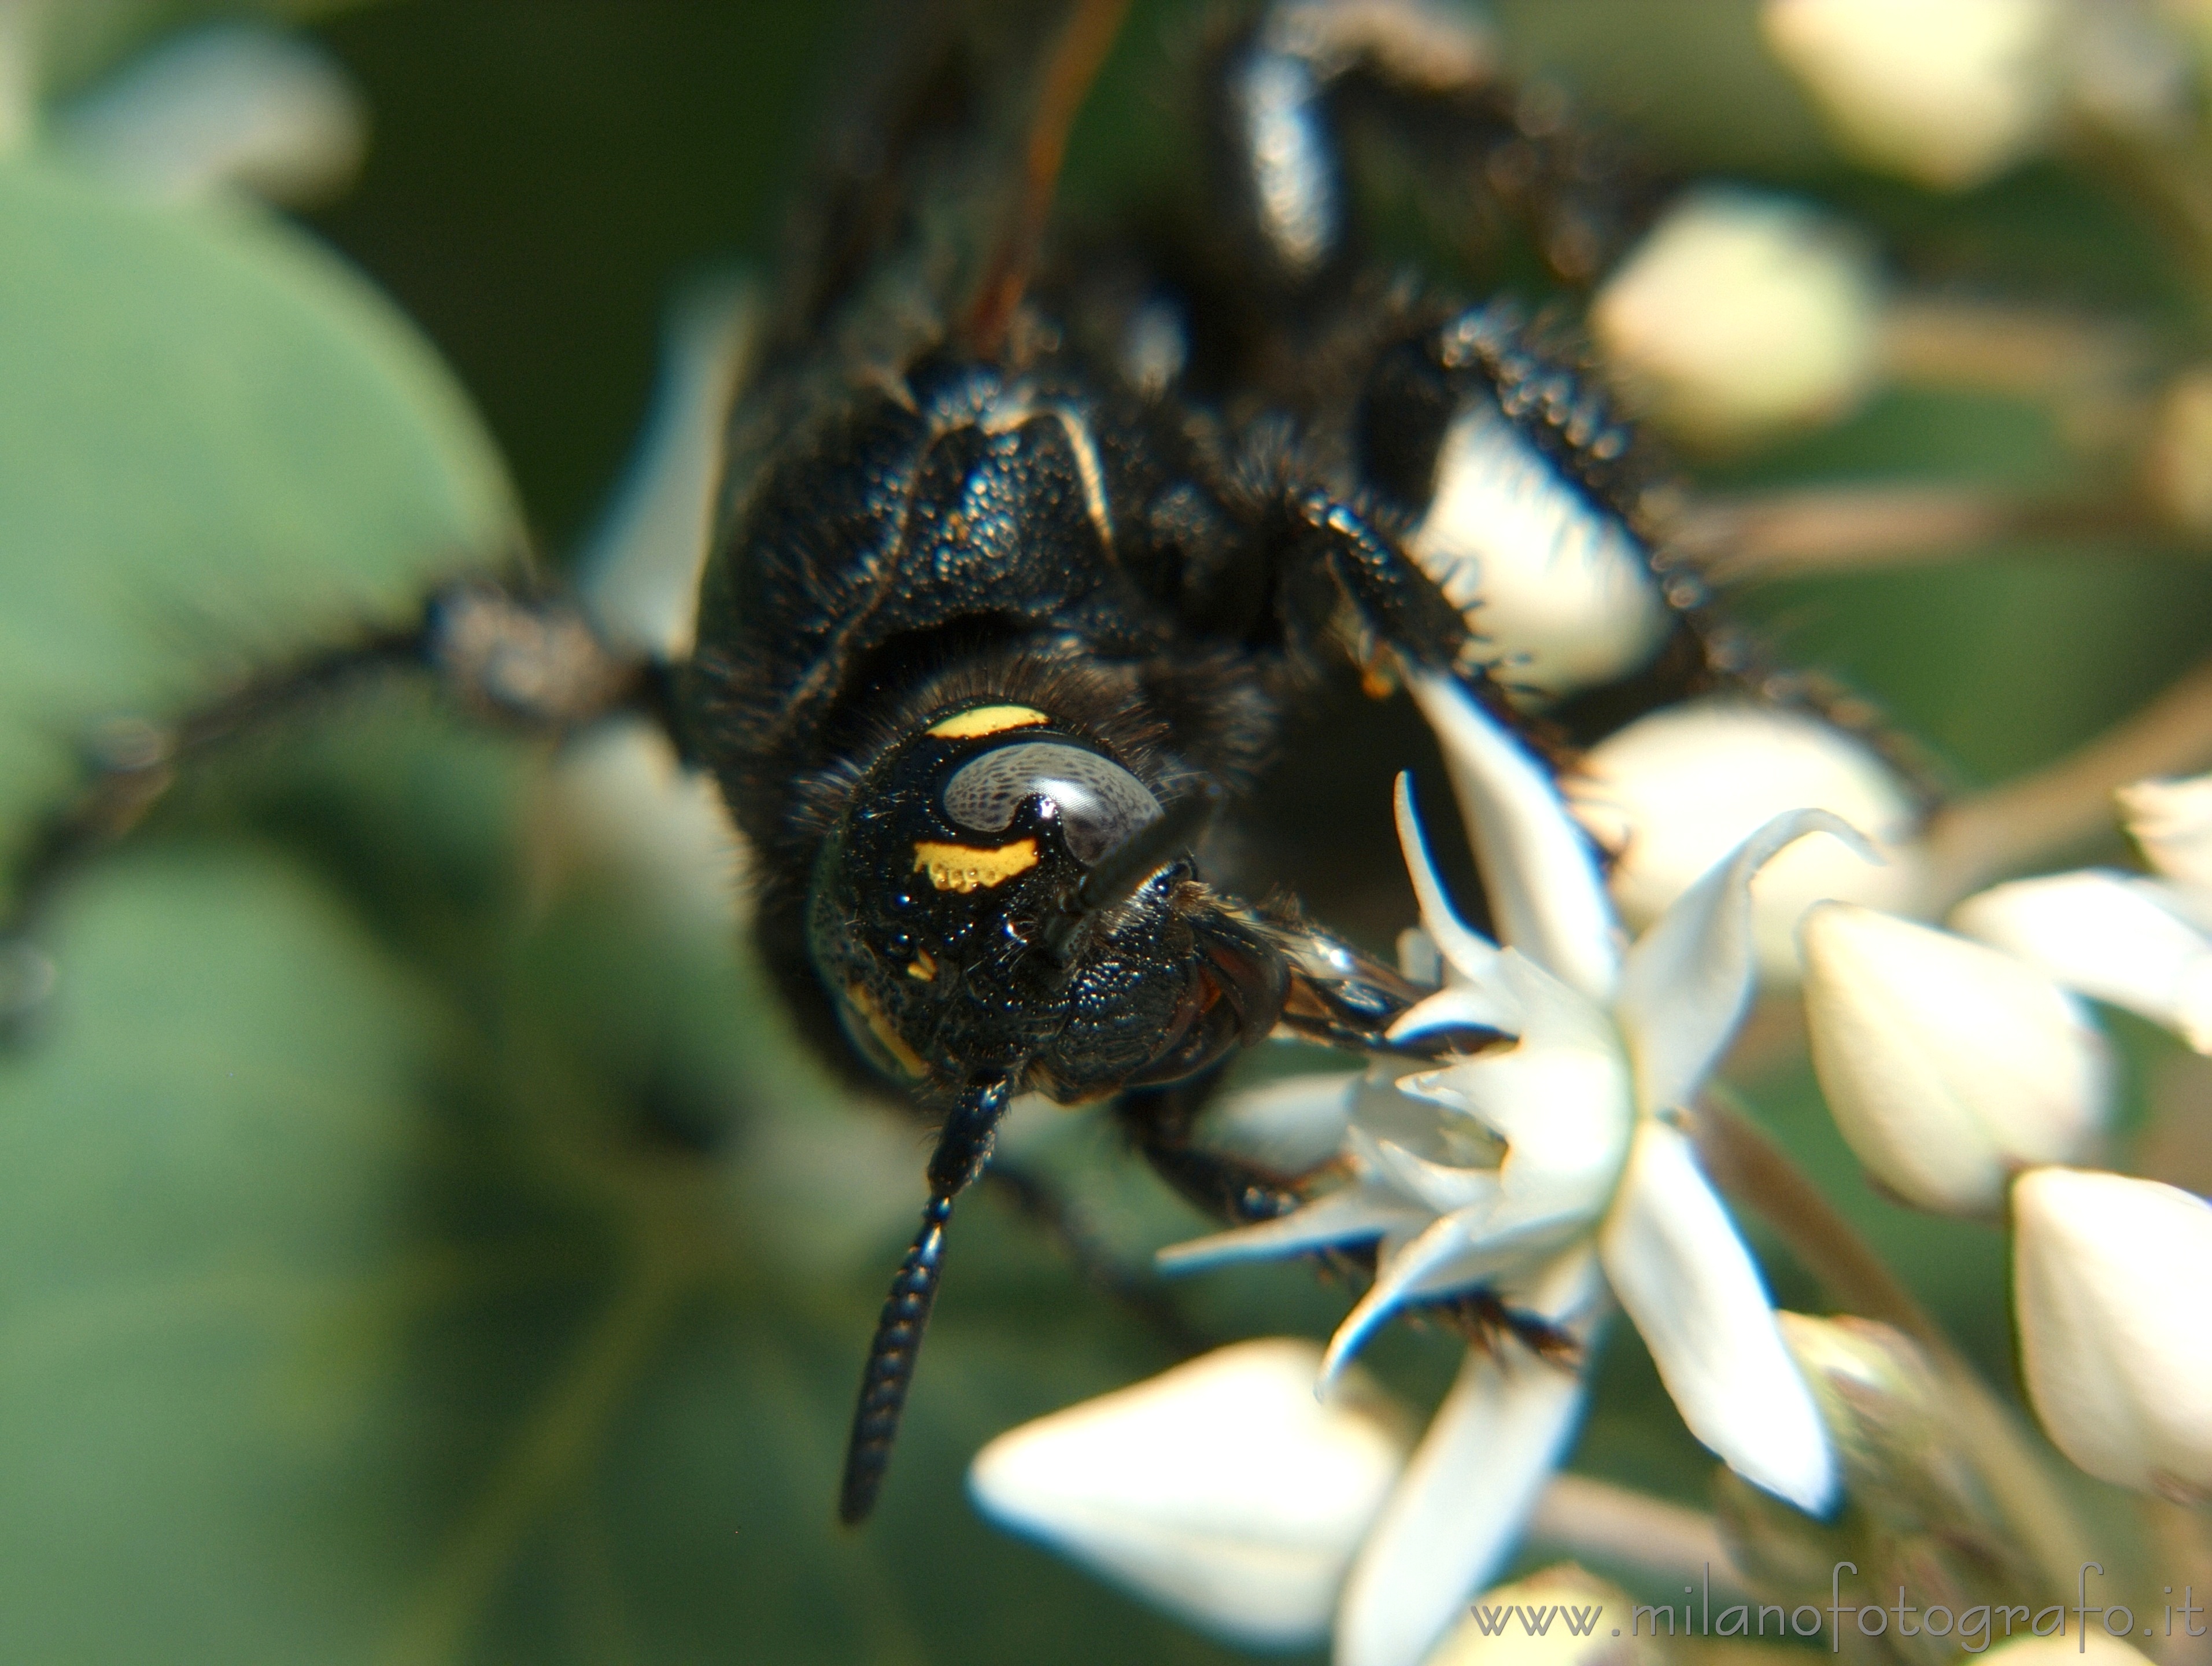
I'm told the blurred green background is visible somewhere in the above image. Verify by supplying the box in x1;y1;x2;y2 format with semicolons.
2;2;2207;1661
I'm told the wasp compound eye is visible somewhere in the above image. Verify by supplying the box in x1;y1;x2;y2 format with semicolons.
940;740;1162;865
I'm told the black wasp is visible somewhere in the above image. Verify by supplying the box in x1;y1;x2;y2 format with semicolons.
4;0;1728;1528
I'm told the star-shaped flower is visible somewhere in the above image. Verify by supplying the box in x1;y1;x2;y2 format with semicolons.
1157;672;1855;1666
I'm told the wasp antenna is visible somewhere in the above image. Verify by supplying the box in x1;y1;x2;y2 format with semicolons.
1043;783;1219;961
839;1077;1013;1525
962;0;1133;358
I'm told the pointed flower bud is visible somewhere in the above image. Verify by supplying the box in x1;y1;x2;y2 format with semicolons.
2013;1167;2212;1503
1566;698;1925;982
1985;1636;2158;1666
1761;0;2062;189
2118;771;2212;893
1799;904;2110;1216
1591;187;1882;448
967;1339;1413;1648
1952;871;2212;1052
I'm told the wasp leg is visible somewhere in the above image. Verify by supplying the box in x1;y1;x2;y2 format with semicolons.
1209;0;1667;300
983;1159;1210;1356
840;1075;1013;1526
0;578;658;1038
1116;1075;1309;1228
1287;486;1475;683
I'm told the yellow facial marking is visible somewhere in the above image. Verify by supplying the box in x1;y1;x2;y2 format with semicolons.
913;838;1039;893
844;982;927;1078
926;704;1050;740
906;949;939;982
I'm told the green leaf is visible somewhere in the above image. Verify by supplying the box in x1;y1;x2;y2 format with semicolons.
0;155;514;891
0;820;1277;1665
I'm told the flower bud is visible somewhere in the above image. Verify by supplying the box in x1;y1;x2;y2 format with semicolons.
1799;904;2109;1215
1565;699;1925;982
1423;1565;1649;1666
1591;188;1882;448
1761;0;2061;189
1951;871;2212;1052
968;1339;1412;1648
2117;771;2212;892
1718;1313;2045;1653
1984;1635;2158;1666
2013;1166;2212;1503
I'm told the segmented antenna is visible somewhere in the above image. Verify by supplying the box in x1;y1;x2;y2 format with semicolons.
838;1077;1013;1525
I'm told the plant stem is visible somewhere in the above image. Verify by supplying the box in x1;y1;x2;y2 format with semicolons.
1529;1474;1748;1596
1693;1089;2097;1598
1921;653;2212;908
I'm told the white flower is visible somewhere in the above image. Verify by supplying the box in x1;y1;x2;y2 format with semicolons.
967;1339;1414;1649
1590;187;1882;447
1951;771;2212;1051
1798;902;2110;1216
1159;673;1851;1666
1564;696;1927;982
2012;1167;2212;1503
1761;0;2062;190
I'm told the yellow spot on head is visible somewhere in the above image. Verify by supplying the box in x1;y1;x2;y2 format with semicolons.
844;982;927;1078
913;838;1039;893
926;704;1051;740
906;949;939;982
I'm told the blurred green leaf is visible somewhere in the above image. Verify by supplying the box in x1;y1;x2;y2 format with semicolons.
0;817;1281;1664
0;156;514;894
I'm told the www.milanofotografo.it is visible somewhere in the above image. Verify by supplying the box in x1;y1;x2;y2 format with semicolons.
1468;1564;2211;1652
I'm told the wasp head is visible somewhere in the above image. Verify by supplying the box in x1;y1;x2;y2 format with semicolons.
806;701;1287;1107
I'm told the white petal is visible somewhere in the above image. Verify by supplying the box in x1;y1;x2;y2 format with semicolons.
1591;187;1882;446
1391;773;1523;1035
2118;772;2212;894
1390;984;1521;1046
1762;0;2062;189
1616;806;1869;1118
1335;1346;1587;1666
1195;1069;1362;1178
1598;1121;1836;1512
54;23;366;206
1402;954;1628;1175
1952;870;2212;1051
1799;903;2110;1215
1365;1137;1502;1217
1157;1186;1427;1273
1407;389;1672;703
577;275;759;659
2013;1167;2212;1502
1567;697;1927;983
1406;673;1622;1002
1321;1203;1583;1384
969;1339;1413;1648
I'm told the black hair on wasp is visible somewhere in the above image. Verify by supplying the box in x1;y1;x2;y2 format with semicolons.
1;0;1800;1529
